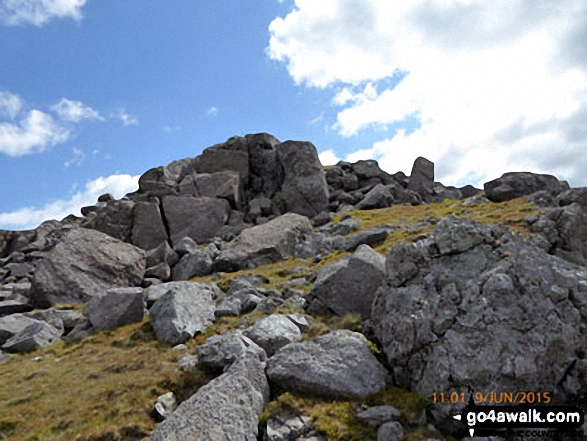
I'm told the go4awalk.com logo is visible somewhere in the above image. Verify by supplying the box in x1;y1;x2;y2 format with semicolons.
453;400;585;439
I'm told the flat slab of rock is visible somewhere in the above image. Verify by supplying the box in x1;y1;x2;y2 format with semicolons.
149;282;216;345
150;352;269;441
0;300;33;316
0;313;47;345
2;321;61;353
83;287;145;331
215;213;312;271
267;330;389;399
308;245;385;318
31;228;146;308
243;314;302;356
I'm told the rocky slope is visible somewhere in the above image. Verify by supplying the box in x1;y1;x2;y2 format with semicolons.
0;133;586;440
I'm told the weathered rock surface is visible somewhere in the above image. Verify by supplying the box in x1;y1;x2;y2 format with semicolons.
267;330;389;399
215;213;312;271
372;217;587;427
2;321;61;353
0;313;41;345
84;200;135;242
484;172;569;202
308;245;385;318
131;201;168;250
243;314;302;356
408;156;434;198
277;141;329;217
150;352;269;441
162;196;230;245
149;282;216;345
82;287;145;331
31;229;146;308
197;330;266;370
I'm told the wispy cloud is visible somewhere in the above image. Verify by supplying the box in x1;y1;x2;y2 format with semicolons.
0;173;140;230
63;146;85;167
118;108;138;126
0;107;70;157
205;106;218;117
0;0;88;26
308;111;325;126
162;125;180;133
0;91;23;120
51;98;103;123
269;0;587;187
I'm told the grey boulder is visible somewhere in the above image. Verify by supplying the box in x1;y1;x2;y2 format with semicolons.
150;352;269;441
2;321;61;353
131;201;168;250
243;314;302;356
308;245;385;318
149;282;216;345
31;228;146;308
0;313;41;345
276;140;329;217
484;172;569;202
408;156;435;198
267;330;389;399
82;287;145;331
197;330;266;370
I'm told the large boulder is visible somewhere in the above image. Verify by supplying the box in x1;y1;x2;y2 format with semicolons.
484;172;569;202
243;314;302;356
150;352;269;441
215;213;312;271
371;217;587;428
197;331;266;370
131;201;168;250
138;166;178;196
82;287;145;331
31;229;146;308
149;282;216;345
161;196;230;245
246;133;283;199
194;139;250;184
276;141;329;217
84;200;135;242
308;245;385;318
0;313;40;345
408;156;434;199
267;330;389;399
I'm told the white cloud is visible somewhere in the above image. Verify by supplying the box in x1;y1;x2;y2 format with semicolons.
269;0;587;187
118;108;138;126
0;173;140;230
51;98;103;122
319;149;340;166
0;108;70;157
0;91;23;119
206;106;218;117
0;0;88;26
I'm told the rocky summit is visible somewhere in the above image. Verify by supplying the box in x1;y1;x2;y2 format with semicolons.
0;133;586;441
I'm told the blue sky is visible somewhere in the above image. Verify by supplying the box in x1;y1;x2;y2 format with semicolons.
1;0;586;230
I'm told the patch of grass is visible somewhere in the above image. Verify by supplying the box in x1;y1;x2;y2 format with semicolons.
260;385;431;441
0;318;202;441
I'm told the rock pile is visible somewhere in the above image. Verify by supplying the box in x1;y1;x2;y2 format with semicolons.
1;132;586;440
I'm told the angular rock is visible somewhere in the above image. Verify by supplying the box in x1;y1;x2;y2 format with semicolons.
146;241;179;268
155;392;178;420
557;187;587;209
351;160;394;186
341;227;390;252
149;282;216;345
131;201;168;250
267;330;389;399
195;141;250;184
162;196;230;245
82;287;145;331
377;422;403;441
31;229;146;308
215;296;243;317
243;314;302;356
0;313;40;345
172;236;198;256
408;156;435;198
276;140;329;217
484;172;569;203
150;352;269;441
356;405;401;427
138;166;178;196
145;262;171;281
215;213;312;271
372;217;587;427
5;262;33;279
197;331;266;370
192;171;241;208
308;245;385;318
246;133;283;199
84;200;135;242
171;249;213;281
265;415;313;441
2;321;61;353
26;309;84;335
356;184;394;210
